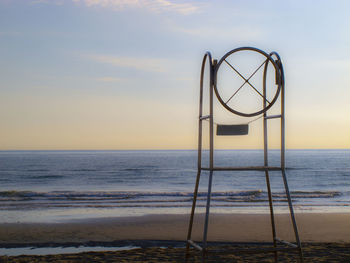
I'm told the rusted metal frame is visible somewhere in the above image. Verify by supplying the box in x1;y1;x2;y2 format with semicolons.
200;115;210;120
214;47;282;118
267;52;285;170
263;58;278;262
278;53;304;263
187;48;303;263
224;59;271;104
202;59;216;253
201;166;281;171
186;52;213;257
276;54;286;172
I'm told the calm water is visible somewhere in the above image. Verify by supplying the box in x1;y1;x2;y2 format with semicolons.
0;150;349;223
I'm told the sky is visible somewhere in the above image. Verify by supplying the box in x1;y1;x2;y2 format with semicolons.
0;0;349;150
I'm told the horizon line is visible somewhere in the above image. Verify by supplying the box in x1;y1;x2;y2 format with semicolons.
0;148;349;151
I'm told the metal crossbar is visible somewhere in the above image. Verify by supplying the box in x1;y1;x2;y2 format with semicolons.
187;240;203;251
200;166;282;171
275;238;298;248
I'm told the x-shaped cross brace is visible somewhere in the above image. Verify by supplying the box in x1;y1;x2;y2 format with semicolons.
224;59;271;105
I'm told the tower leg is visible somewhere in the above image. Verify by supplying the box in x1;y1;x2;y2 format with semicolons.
281;170;304;263
265;170;278;262
262;58;278;262
186;169;202;258
202;170;214;258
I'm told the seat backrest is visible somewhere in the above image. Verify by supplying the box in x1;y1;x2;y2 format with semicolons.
216;124;249;136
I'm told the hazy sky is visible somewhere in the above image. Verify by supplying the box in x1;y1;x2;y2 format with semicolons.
1;0;349;150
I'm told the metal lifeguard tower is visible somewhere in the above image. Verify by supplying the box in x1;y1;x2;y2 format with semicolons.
185;47;303;262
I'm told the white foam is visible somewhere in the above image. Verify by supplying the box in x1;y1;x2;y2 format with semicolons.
0;245;140;256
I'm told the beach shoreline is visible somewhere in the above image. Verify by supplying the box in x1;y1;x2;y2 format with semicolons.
1;213;349;245
1;213;349;262
2;242;350;262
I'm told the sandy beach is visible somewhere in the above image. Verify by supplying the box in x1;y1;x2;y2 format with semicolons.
1;213;349;262
0;213;349;244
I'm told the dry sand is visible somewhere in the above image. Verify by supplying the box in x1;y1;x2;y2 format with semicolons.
0;213;349;244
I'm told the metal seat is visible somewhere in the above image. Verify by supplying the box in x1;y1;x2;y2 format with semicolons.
216;124;249;136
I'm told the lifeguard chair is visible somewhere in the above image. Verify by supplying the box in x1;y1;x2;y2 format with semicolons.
185;47;303;262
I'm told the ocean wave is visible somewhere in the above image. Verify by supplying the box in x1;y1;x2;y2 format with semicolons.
68;169;98;172
25;169;51;172
0;190;264;198
278;191;341;198
0;189;342;203
26;175;65;179
2;202;349;210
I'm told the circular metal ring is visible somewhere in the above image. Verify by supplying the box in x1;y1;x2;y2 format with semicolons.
214;47;282;117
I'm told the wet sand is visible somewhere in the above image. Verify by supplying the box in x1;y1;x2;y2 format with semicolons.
1;242;350;262
0;213;349;262
0;213;349;244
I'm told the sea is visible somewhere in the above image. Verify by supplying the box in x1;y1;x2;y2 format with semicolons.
0;149;349;223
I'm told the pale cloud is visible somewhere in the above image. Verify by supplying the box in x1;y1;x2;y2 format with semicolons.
0;31;22;37
72;0;200;15
87;54;170;72
288;57;350;76
171;25;264;40
30;0;64;5
30;0;49;3
321;58;350;71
